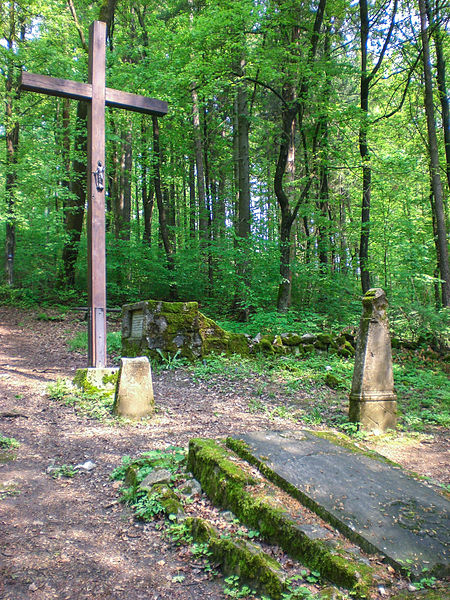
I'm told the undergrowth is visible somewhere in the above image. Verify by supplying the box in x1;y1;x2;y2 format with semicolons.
47;378;118;423
68;331;122;361
189;349;449;434
0;434;20;449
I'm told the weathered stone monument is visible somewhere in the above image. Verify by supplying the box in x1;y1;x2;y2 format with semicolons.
349;288;397;433
113;357;154;418
121;300;249;360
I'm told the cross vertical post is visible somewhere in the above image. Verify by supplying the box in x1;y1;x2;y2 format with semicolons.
87;21;106;368
20;20;168;370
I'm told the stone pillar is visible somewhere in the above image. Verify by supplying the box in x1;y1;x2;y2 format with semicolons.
349;288;397;433
113;357;155;418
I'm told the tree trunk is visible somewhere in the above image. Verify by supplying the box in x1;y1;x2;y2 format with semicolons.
114;128;132;240
419;0;450;306
141;122;153;245
233;60;252;318
426;0;450;191
152;115;177;299
191;85;208;238
359;0;371;294
4;4;20;287
61;101;88;286
188;154;196;238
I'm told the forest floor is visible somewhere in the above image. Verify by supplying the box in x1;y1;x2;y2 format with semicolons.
0;306;448;600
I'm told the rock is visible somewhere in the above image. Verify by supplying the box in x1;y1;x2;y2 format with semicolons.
113;356;155;418
139;469;172;489
121;300;249;361
179;478;202;496
75;460;96;471
325;373;342;389
300;333;317;344
337;341;355;358
220;510;236;522
280;333;302;346
349;288;397;433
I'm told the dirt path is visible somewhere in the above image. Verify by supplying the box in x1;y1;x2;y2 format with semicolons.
0;306;448;600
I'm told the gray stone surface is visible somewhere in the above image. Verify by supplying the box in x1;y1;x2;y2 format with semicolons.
234;430;449;577
349;288;397;432
139;469;172;489
113;356;154;418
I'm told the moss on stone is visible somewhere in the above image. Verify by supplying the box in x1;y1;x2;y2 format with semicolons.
389;587;449;600
72;368;117;398
151;483;185;518
189;438;373;595
227;436;382;563
102;371;119;386
186;516;286;598
337;341;355;357
281;333;303;346
325;373;342;389
256;337;275;354
310;430;400;467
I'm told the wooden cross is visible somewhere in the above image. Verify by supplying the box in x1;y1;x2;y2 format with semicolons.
20;21;168;368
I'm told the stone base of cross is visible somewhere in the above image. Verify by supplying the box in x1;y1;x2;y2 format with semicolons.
21;21;168;367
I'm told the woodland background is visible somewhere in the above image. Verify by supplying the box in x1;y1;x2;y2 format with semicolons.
1;0;449;342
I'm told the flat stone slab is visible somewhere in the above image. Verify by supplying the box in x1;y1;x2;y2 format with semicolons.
234;430;449;577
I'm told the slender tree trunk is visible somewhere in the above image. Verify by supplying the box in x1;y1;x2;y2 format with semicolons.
419;0;450;305
188;154;196;238
141;122;153;245
191;85;208;238
426;0;450;191
61;101;87;286
152;115;177;299
114;128;132;240
359;0;371;293
358;0;398;293
4;4;20;287
233;59;252;317
202;106;214;291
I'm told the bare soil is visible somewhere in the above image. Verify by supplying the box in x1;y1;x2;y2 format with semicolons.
0;306;448;600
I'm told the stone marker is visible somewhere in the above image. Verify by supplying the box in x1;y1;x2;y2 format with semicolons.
349;288;397;433
232;430;450;578
73;367;118;395
113;356;154;418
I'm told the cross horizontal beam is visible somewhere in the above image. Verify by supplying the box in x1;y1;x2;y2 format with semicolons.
20;71;168;116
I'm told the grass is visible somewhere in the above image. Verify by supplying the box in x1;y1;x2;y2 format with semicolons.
47;378;118;423
189;349;449;435
68;330;122;360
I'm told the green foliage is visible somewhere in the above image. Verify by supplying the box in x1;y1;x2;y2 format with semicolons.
47;378;115;422
223;575;257;599
189;345;449;434
154;349;188;370
49;464;77;479
67;331;122;359
133;491;165;521
111;447;186;522
0;434;20;449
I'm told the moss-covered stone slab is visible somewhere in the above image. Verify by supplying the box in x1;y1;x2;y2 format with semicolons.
228;430;450;579
187;438;374;595
186;516;287;598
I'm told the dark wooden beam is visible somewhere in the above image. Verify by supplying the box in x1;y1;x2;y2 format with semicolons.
105;87;167;116
21;71;168;116
20;72;92;102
